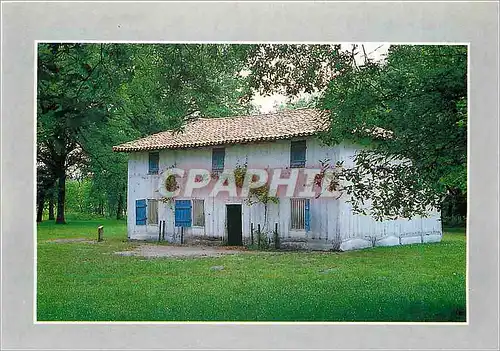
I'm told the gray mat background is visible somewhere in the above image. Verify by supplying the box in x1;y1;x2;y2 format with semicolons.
1;1;498;350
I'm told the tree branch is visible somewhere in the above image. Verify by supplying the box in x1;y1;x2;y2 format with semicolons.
75;43;105;100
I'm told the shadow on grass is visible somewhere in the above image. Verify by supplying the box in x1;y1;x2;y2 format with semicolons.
443;227;466;235
404;301;466;322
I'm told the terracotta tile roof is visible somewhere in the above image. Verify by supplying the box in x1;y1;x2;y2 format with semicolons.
113;108;330;152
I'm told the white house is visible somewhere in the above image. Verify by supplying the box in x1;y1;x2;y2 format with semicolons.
113;108;442;251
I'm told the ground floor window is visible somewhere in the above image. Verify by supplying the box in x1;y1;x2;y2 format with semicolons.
175;199;192;227
136;199;147;225
192;199;205;227
290;198;310;231
147;199;158;225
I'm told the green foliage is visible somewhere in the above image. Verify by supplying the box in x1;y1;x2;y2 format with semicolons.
38;43;468;221
245;184;280;206
245;44;349;96
37;221;466;321
38;43;259;221
255;229;270;250
233;162;247;188
37;43;137;222
164;175;179;193
441;188;467;227
276;95;321;111
318;45;467;219
246;44;467;220
65;179;91;214
37;43;135;150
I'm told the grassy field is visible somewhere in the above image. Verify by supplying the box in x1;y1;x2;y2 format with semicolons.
37;218;466;322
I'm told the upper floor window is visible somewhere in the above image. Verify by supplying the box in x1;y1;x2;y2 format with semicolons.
212;148;225;173
148;152;159;174
290;140;306;168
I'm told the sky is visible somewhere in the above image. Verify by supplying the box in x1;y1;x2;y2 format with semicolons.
252;43;390;113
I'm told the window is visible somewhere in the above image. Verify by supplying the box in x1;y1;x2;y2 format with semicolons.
136;199;159;226
149;152;159;174
212;148;225;173
135;199;147;225
290;140;306;168
290;198;310;231
147;199;158;225
192;199;205;227
175;200;192;227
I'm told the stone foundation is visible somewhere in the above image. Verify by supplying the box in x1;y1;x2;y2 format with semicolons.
275;232;443;252
184;235;224;246
279;238;309;251
130;231;443;252
374;235;400;247
423;234;442;243
400;236;423;245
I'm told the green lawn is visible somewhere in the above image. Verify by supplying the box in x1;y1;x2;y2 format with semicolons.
37;219;466;322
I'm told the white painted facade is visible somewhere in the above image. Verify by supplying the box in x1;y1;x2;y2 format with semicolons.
126;137;442;250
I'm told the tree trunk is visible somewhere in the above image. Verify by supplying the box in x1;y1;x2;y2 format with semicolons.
56;173;66;224
36;193;45;223
48;192;55;220
116;193;124;220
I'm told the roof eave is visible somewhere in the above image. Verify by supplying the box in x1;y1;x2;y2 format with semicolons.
111;130;327;153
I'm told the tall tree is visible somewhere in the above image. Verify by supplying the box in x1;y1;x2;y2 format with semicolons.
82;44;257;220
317;45;467;219
38;43;466;222
37;43;135;223
38;43;257;222
36;163;56;222
246;44;467;220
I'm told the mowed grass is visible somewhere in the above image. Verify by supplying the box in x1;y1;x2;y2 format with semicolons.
37;219;466;322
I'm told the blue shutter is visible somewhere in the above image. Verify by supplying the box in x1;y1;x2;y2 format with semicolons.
175;200;192;227
304;199;310;232
212;148;225;172
136;199;147;225
149;152;159;174
290;140;306;168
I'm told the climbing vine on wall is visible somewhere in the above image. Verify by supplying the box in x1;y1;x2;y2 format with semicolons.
159;164;179;208
233;161;247;188
313;158;344;198
164;174;179;193
245;183;279;235
245;184;279;206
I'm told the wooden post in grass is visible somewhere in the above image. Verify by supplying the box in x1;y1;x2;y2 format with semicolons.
250;223;254;246
274;222;279;249
158;221;162;242
97;226;104;242
162;220;166;241
257;224;261;248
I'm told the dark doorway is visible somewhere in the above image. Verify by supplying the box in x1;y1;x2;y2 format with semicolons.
226;204;243;246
